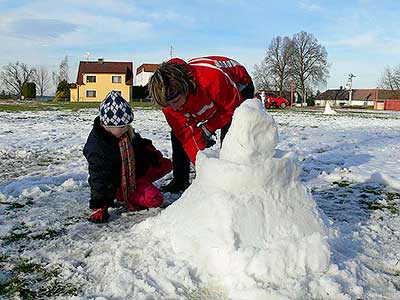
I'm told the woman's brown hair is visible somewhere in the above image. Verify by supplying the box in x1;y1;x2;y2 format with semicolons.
148;62;196;107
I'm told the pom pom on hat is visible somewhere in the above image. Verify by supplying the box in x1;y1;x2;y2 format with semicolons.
99;91;134;127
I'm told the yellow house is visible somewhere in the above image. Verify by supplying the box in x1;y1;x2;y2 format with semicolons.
70;58;133;102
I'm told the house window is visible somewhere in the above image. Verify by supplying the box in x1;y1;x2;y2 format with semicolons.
86;90;96;98
112;76;122;83
86;75;96;83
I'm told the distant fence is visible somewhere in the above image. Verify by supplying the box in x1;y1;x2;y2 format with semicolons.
384;100;400;111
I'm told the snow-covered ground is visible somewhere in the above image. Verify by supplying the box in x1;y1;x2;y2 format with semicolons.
1;103;400;300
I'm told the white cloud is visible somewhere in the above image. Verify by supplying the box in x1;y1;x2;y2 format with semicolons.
0;1;160;66
54;15;154;46
325;31;400;56
0;18;77;40
326;32;378;48
297;0;323;13
0;0;199;50
148;10;194;23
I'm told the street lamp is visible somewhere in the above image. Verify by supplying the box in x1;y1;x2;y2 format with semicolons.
347;73;356;106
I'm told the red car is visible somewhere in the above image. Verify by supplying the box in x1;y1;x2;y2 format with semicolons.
255;91;289;109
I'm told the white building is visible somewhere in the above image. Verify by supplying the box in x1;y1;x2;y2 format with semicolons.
315;88;400;109
135;63;159;86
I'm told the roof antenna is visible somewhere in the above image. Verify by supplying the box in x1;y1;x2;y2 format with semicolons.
85;52;91;61
169;46;174;59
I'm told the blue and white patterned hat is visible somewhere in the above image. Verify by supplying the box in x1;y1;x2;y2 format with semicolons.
99;91;134;127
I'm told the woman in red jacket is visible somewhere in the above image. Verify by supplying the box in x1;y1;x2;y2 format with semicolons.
148;56;254;193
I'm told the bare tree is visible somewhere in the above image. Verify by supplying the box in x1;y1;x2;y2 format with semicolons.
0;62;36;97
59;56;69;82
252;60;273;90
52;56;70;86
289;31;329;100
265;36;293;95
34;66;52;97
380;65;400;90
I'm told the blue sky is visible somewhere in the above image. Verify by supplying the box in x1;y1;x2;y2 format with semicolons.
1;0;399;90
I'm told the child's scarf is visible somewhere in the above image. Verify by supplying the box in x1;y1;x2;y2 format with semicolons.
119;134;136;202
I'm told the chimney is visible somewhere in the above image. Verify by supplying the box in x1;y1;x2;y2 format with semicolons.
98;57;104;64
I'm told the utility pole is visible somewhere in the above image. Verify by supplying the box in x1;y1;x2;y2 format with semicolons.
290;79;294;108
374;87;379;110
347;73;356;106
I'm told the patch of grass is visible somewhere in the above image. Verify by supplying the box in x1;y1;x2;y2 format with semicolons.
360;187;382;195
363;189;400;214
0;201;25;210
332;180;351;187
14;260;43;273
359;199;370;205
319;191;336;199
64;215;85;225
0;104;39;112
0;100;154;112
39;280;79;298
356;106;375;110
185;286;229;300
0;259;79;299
385;191;400;201
2;231;30;245
368;202;399;214
0;277;27;298
32;228;65;240
2;226;66;247
6;202;25;210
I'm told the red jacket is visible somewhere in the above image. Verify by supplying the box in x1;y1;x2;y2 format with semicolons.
162;56;252;163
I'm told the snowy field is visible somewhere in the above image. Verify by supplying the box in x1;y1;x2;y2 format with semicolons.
1;103;400;300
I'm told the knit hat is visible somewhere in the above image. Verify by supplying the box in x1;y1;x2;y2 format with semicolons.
99;91;134;127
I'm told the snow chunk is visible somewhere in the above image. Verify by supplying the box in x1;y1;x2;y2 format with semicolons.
369;171;400;190
61;178;78;191
21;186;49;199
220;99;278;164
152;99;334;299
323;102;337;115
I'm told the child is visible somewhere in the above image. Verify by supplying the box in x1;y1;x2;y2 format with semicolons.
83;91;172;223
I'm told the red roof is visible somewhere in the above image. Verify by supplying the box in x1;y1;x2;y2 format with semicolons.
76;60;133;85
136;63;159;75
317;89;400;100
317;89;349;100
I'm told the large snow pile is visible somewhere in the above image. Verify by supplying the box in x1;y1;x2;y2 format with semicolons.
85;100;361;300
323;101;337;115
